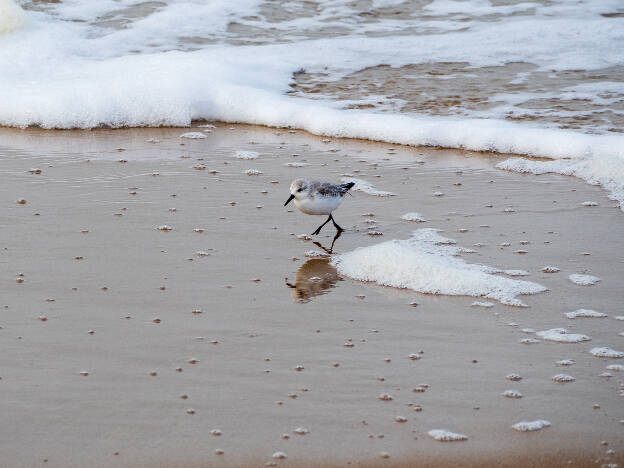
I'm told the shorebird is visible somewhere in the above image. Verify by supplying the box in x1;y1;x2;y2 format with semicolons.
284;179;355;235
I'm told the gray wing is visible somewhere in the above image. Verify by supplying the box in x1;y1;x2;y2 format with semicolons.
313;181;353;197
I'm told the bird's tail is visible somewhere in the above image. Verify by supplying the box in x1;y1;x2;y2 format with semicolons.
341;182;355;193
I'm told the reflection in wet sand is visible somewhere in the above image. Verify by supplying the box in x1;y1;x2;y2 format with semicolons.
286;258;340;303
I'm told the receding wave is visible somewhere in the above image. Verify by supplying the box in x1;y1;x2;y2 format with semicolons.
1;0;623;207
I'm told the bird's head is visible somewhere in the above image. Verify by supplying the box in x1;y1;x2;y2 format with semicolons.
284;179;308;206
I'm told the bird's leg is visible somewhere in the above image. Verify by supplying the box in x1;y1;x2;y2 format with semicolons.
312;215;333;235
330;214;344;232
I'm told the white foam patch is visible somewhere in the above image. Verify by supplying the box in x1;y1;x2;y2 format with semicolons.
427;429;468;441
471;301;494;308
541;266;560;273
606;364;624;371
502;389;523;398
341;177;397;197
536;328;591;343
234;151;259;159
401;212;426;222
568;274;601;286
565;309;607;319
552;374;576;383
497;158;624;212
590;347;624;358
179;132;207;139
304;250;330;258
244;169;262;176
0;0;27;36
556;360;575;367
512;420;551;432
331;229;546;306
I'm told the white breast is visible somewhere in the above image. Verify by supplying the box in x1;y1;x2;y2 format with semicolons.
295;195;343;215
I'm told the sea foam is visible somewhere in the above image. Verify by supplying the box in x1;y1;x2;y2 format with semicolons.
331;229;546;306
565;309;607;319
590;347;624;358
536;328;591;343
0;0;27;36
1;0;624;210
427;429;468;441
341;177;397;197
512;420;551;432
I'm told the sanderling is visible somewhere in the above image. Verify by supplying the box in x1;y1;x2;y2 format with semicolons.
284;179;355;235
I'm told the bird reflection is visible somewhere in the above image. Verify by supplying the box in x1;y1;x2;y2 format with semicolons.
311;230;341;255
286;258;340;303
286;231;342;303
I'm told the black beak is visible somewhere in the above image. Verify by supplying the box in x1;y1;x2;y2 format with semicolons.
284;194;295;206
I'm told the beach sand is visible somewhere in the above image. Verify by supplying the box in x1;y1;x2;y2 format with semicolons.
1;124;623;468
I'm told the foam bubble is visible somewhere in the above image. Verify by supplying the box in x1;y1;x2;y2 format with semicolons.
565;309;607;319
606;364;624;371
552;374;576;383
512;420;551;432
568;274;601;286
590;347;624;358
556;359;575;366
506;373;522;381
340;177;397;197
536;328;591;343
332;229;546;307
400;212;426;222
304;250;330;258
234;151;259;159
428;429;468;441
179;132;207;139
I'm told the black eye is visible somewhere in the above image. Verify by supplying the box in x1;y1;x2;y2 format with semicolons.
297;188;303;192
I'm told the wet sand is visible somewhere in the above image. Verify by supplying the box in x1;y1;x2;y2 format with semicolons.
1;124;623;468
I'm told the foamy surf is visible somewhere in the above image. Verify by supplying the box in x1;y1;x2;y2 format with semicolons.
1;0;624;209
0;0;26;36
331;229;546;307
